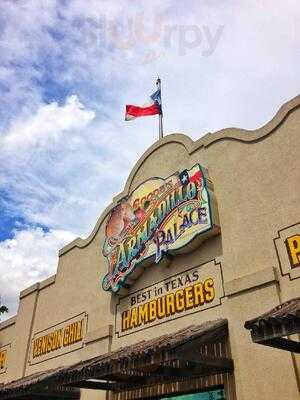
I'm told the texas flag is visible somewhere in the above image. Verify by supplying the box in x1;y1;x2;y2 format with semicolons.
179;165;203;186
125;88;162;121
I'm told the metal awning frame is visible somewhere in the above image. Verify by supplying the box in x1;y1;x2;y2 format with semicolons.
0;320;233;399
244;298;300;354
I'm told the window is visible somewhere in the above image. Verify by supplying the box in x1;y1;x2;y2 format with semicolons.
160;389;226;400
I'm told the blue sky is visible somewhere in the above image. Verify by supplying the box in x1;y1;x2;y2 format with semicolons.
0;0;299;318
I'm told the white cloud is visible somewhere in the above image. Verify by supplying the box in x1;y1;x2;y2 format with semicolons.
2;95;95;149
0;227;76;318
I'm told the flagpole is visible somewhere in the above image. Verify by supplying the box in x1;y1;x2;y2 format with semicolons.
156;77;163;140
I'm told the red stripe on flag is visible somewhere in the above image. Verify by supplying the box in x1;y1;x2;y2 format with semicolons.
189;170;202;183
125;103;160;120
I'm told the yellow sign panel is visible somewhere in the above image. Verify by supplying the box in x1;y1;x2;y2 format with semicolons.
121;278;215;333
115;261;224;337
0;344;10;374
0;350;6;370
274;223;300;280
103;164;219;293
29;313;87;365
286;235;300;268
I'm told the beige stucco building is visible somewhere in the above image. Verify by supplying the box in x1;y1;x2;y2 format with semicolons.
0;95;300;400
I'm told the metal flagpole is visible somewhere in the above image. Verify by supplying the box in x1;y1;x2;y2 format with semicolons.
156;77;163;140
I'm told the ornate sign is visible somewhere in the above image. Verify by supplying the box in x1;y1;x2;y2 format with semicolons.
102;164;219;293
115;261;224;337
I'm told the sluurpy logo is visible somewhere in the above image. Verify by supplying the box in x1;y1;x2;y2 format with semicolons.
82;12;224;66
102;164;216;293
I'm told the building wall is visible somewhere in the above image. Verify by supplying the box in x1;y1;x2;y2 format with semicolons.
0;317;15;380
1;95;300;399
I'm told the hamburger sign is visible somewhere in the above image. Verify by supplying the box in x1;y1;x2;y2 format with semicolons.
102;164;219;294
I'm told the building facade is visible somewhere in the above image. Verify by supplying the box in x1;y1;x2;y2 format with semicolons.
1;95;300;400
